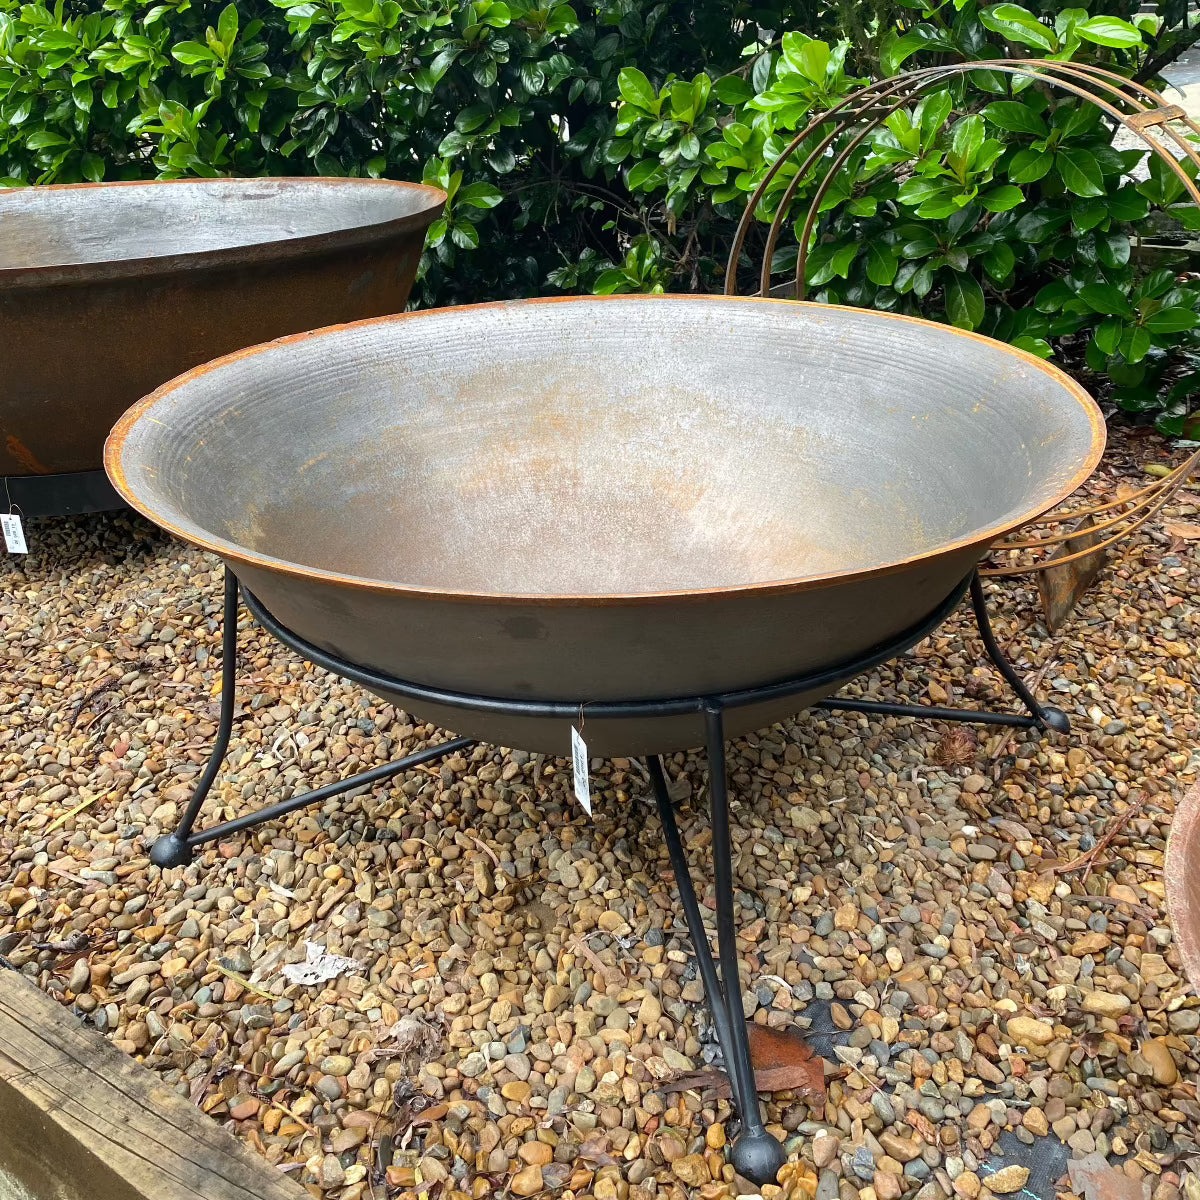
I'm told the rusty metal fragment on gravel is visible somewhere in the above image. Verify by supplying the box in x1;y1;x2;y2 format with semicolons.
1036;513;1107;631
664;1021;826;1100
1067;1153;1152;1200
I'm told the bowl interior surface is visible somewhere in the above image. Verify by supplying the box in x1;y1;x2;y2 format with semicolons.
108;296;1103;598
0;178;436;271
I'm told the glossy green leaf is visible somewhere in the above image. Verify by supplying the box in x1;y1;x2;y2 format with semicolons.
1015;206;1067;242
1012;336;1052;358
897;226;940;258
714;75;752;105
457;181;502;208
982;242;1015;281
1093;317;1123;355
806;240;858;286
1141;269;1179;299
425;216;448;247
918;90;953;147
626;159;664;190
1122;325;1152;364
865;241;899;286
979;4;1056;51
944;270;985;330
1075;15;1143;47
1057;147;1104;197
1145;307;1200;333
1096;233;1130;269
1070;196;1108;232
218;3;238;48
1079;282;1133;318
949;114;984;172
171;40;217;64
981;184;1023;212
617;67;657;113
1034;279;1074;312
981;100;1046;136
1008;148;1052;184
896;177;948;206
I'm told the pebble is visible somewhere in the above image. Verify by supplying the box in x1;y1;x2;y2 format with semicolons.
1023;1108;1049;1137
880;1134;920;1163
1083;991;1132;1017
853;1146;876;1181
511;1165;543;1195
320;1155;345;1189
1006;1017;1055;1047
673;1155;710;1186
987;1166;1030;1194
1168;1009;1199;1034
954;1170;981;1198
68;959;90;993
1140;1039;1179;1086
813;1133;840;1168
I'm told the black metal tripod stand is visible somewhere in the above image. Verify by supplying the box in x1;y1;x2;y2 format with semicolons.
150;566;1066;1184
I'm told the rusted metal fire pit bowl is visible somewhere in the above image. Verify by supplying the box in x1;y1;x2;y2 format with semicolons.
108;292;1107;1185
107;294;1104;757
1;177;445;516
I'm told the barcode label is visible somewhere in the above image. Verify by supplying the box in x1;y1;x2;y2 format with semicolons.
2;513;27;554
570;726;592;815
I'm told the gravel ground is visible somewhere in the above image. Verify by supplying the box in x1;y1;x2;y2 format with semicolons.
1;424;1198;1200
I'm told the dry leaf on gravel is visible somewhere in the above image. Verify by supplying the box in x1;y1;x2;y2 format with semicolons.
663;1022;826;1101
1164;520;1200;540
362;1013;442;1072
279;940;363;986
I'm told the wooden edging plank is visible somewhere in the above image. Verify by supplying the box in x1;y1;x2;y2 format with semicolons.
0;969;307;1200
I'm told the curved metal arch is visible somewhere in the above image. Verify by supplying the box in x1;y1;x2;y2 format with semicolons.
724;58;1200;300
722;58;1200;582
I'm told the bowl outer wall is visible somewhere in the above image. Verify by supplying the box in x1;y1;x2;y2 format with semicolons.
106;294;1106;754
1;178;445;477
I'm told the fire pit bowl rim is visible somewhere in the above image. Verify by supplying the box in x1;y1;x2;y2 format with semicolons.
0;176;447;288
105;292;1106;607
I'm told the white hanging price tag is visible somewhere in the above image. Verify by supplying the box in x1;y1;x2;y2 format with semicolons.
2;513;27;555
570;725;592;816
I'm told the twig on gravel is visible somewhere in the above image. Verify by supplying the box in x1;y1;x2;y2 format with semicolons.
470;835;499;867
1048;794;1147;879
45;791;105;835
211;961;277;1001
32;930;90;955
66;677;121;730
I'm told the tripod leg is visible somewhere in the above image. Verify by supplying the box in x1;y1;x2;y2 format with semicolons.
150;567;240;868
704;705;787;1185
970;572;1069;733
647;756;745;1115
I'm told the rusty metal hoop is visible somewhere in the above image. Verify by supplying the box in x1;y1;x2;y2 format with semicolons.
723;58;1200;579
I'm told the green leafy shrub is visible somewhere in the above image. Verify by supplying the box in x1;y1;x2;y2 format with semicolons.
606;5;1200;436
1;0;1198;433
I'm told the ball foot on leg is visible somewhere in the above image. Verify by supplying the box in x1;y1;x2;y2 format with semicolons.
150;833;194;869
1039;706;1070;734
730;1127;787;1186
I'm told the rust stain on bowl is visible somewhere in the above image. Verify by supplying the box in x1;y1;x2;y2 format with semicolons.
5;434;48;475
